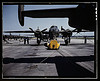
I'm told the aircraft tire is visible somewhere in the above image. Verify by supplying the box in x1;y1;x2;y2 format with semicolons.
65;40;68;45
37;40;40;45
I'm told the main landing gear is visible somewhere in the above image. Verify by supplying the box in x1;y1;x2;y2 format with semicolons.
37;37;41;45
64;36;70;45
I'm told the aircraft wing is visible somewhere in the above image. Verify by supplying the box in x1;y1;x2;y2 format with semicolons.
4;30;34;33
22;8;76;18
71;30;91;32
19;3;96;31
4;30;90;33
4;30;50;34
59;28;92;33
59;31;89;33
59;29;93;37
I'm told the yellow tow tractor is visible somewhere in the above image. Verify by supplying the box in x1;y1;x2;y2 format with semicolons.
44;40;60;50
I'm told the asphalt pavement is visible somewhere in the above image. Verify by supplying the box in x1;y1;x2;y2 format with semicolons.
2;38;96;78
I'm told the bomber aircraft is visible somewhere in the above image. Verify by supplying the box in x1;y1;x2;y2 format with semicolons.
4;25;90;49
4;3;96;49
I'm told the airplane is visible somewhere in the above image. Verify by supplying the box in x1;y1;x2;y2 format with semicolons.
17;3;96;49
4;3;96;49
4;25;90;49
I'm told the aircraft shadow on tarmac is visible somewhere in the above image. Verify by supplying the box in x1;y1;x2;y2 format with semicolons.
4;42;94;47
4;44;44;46
3;55;96;78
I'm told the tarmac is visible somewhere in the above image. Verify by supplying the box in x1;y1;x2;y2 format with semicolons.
2;38;96;78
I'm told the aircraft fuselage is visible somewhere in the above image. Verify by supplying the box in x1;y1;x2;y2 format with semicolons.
49;26;59;40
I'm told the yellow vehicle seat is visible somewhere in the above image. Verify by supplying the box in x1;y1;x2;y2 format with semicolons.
48;40;60;49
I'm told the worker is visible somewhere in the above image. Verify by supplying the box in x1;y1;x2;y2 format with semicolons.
3;35;9;44
3;35;6;41
24;37;26;44
26;37;29;44
84;36;87;44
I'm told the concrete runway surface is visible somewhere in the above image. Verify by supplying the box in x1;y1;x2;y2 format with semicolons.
2;38;96;78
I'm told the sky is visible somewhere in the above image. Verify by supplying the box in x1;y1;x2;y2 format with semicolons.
3;5;94;36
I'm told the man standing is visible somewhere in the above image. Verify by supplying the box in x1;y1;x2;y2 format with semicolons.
24;37;26;44
26;37;29;44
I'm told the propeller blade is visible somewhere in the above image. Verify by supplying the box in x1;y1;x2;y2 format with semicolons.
29;27;35;33
41;28;47;32
61;26;66;31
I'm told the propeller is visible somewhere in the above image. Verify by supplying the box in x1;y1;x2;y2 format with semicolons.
61;26;72;37
29;27;47;37
61;26;71;32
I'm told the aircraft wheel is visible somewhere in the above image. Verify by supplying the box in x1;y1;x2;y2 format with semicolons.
37;40;40;45
37;38;41;45
44;43;48;47
65;40;68;45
